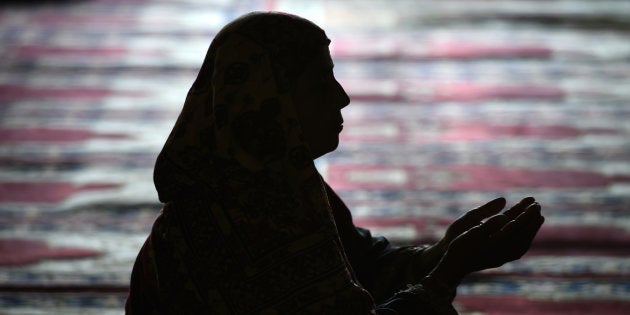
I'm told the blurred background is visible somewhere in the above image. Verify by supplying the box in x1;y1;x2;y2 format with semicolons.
1;0;629;314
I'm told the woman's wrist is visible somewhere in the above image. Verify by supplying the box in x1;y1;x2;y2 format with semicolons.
425;240;448;258
420;271;458;303
424;257;465;291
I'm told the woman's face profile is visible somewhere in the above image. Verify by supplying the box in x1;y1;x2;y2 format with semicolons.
291;47;350;159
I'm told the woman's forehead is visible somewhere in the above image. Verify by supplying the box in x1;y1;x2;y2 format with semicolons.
316;46;334;68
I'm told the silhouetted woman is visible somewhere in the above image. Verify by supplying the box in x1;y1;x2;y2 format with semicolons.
126;12;544;314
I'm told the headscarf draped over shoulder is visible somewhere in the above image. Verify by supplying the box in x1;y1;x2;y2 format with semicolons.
148;12;375;314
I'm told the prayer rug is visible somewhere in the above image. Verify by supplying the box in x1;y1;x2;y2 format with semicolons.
1;0;629;313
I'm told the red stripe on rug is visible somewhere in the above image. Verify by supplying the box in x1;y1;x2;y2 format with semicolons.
0;239;101;266
332;39;553;60
342;121;619;143
11;45;128;58
29;13;136;26
455;295;630;315
0;182;121;203
535;225;630;250
354;216;630;255
422;43;553;60
342;80;565;102
0;152;157;167
0;85;144;102
9;45;165;59
0;127;129;143
435;124;619;141
445;165;611;191
327;164;615;191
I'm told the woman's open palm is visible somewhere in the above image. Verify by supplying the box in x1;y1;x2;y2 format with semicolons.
440;201;545;280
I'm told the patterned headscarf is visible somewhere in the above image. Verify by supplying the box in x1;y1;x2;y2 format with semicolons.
151;12;375;313
154;12;330;200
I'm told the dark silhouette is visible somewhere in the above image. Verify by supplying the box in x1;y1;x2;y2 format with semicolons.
126;12;544;314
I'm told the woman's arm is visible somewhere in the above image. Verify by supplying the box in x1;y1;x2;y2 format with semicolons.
324;180;543;308
324;182;444;302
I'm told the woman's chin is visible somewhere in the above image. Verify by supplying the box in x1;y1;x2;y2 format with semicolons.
326;139;340;155
311;139;339;159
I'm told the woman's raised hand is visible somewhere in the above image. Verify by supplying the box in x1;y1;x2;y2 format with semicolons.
428;199;545;288
429;196;534;258
433;197;507;255
423;197;544;289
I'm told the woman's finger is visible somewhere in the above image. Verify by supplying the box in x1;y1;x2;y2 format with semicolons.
480;214;510;236
496;203;542;238
522;212;545;240
509;202;541;228
517;203;542;225
503;196;536;219
507;215;545;260
458;197;506;226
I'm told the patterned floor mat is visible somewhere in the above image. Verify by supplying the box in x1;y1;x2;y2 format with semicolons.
1;0;629;313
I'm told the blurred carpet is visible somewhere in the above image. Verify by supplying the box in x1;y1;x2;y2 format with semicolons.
1;0;630;314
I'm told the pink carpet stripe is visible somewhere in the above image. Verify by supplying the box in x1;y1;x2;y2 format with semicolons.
434;124;618;141
0;239;101;267
0;127;129;143
341;122;618;143
455;295;630;315
342;80;565;102
354;217;630;253
0;153;156;167
333;39;553;60
0;85;144;102
11;45;129;58
0;182;121;203
24;13;137;26
327;164;619;191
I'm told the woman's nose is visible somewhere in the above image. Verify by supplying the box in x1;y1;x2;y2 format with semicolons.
336;80;350;109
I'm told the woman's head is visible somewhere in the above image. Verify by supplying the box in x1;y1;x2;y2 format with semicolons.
195;12;349;158
155;12;349;201
290;45;350;158
194;12;330;93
